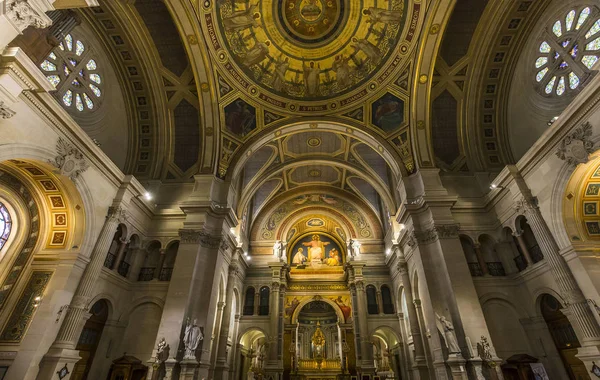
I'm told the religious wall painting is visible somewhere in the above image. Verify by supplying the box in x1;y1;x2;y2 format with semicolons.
306;218;325;227
224;98;257;139
213;0;409;100
371;92;405;133
290;233;344;270
286;227;297;242
335;227;346;241
283;294;352;323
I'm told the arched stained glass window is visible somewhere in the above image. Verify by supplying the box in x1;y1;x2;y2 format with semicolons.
243;287;255;316
535;6;600;97
40;33;103;112
259;286;270;316
0;202;12;251
366;285;379;315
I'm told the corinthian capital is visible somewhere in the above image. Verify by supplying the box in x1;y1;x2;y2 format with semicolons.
513;196;538;215
106;206;127;223
0;101;16;119
178;229;222;249
6;0;52;31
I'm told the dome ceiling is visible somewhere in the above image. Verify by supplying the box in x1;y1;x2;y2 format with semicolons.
203;0;421;113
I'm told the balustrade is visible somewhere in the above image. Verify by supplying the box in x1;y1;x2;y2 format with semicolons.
137;267;155;281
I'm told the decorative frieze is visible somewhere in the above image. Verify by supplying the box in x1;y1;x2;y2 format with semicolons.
0;101;16;119
51;137;89;181
6;0;51;31
178;228;222;248
555;121;595;166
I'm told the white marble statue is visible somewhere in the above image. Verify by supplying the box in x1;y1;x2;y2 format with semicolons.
183;317;203;360
437;314;462;354
348;239;361;258
273;240;283;259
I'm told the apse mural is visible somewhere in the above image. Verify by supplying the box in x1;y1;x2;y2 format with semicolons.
371;92;405;133
290;234;343;268
284;295;352;323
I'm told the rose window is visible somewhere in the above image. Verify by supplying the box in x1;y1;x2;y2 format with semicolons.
0;202;12;251
535;6;600;97
40;34;103;112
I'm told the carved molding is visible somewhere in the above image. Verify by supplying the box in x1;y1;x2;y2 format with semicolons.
6;0;51;31
414;227;438;245
556;122;595;166
435;224;460;239
106;206;127;223
513;196;538;215
51;137;89;181
178;229;222;248
0;101;16;119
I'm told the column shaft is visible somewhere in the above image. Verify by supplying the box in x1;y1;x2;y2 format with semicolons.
514;233;533;265
473;244;489;275
112;237;128;272
399;263;428;377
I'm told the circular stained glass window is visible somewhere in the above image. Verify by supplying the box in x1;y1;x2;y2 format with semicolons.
0;202;12;251
535;6;600;97
40;33;103;112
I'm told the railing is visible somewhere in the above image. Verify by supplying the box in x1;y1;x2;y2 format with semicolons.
243;305;254;316
159;267;173;281
486;262;506;276
138;267;155;281
259;305;269;316
103;253;116;269
117;261;130;277
468;262;483;277
530;244;544;263
514;254;528;272
297;358;341;371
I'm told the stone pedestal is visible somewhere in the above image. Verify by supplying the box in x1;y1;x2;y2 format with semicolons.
36;348;81;380
163;358;177;380
180;358;199;380
577;344;600;376
446;354;468;380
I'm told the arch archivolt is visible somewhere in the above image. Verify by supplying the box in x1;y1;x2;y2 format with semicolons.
277;209;356;244
290;296;346;325
250;186;383;243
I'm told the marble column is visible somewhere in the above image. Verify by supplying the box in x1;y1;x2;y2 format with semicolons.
112;237;129;273
515;195;600;365
376;289;384;315
214;251;240;380
37;206;126;380
266;262;284;376
396;250;428;379
473;243;489;275
513;232;533;266
155;248;167;279
354;280;375;372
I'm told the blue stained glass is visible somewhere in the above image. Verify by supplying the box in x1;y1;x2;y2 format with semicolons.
569;72;580;89
566;10;576;31
556;76;565;95
65;34;73;51
582;55;599;69
553;20;562;37
41;60;56;72
63;90;73;106
89;74;101;84
536;67;549;82
46;75;60;86
63;65;71;77
535;57;547;68
86;60;97;70
559;60;568;69
540;41;551;53
89;84;101;97
587;37;600;51
68;58;77;67
570;44;578;58
586;20;600;38
577;8;591;30
545;76;556;94
0;202;12;250
562;38;571;48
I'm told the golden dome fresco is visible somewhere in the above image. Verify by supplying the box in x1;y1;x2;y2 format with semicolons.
203;0;417;112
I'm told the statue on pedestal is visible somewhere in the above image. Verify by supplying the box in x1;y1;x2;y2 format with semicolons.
183;318;203;360
436;314;462;354
273;240;283;260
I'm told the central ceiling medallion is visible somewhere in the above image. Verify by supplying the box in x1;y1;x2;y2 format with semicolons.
280;0;344;45
213;0;410;103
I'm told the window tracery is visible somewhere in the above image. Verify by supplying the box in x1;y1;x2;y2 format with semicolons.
40;33;103;112
535;6;600;97
0;202;12;251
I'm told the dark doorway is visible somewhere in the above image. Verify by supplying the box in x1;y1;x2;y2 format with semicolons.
71;299;109;380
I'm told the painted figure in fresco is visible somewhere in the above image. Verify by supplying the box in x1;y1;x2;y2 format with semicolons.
285;297;301;318
225;100;255;137
352;37;381;64
242;40;271;67
326;247;340;266
332;54;352;89
303;234;330;262
363;7;403;24
333;296;352;321
374;98;403;130
272;55;289;92
292;247;307;264
223;4;261;32
303;61;321;97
